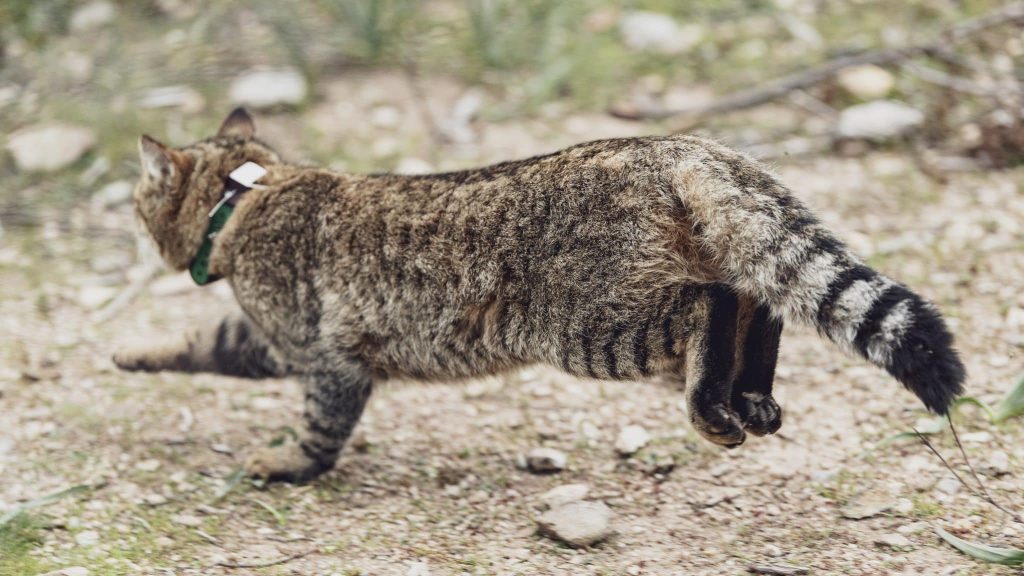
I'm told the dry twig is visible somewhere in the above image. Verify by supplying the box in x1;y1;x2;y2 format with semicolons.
612;2;1024;125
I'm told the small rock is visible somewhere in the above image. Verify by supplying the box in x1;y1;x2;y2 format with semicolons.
874;533;913;549
172;513;203;527
985;450;1010;476
539;484;589;509
526;447;566;473
210;443;233;455
536;501;615;547
74;530;99;546
619;11;703;54
837;65;895;100
138;85;205;113
136;459;161;472
77;285;117;309
840;489;896;519
747;563;809;576
228;68;308;109
614;425;650;456
935;476;961;495
960;431;992;443
6;123;96;172
70;1;117;32
40;568;90;576
142;494;168;506
836;100;924;141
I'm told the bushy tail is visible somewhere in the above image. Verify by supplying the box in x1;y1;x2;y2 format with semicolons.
674;145;965;413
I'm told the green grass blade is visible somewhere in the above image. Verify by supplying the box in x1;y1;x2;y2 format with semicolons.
935;527;1024;565
992;376;1024;423
952;396;997;422
0;484;93;527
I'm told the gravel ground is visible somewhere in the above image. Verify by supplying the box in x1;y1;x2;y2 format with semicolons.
3;91;1024;575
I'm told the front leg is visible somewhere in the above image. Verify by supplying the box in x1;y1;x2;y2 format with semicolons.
246;368;373;483
113;311;285;378
731;302;784;436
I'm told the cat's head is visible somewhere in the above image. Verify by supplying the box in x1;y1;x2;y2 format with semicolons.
134;107;282;269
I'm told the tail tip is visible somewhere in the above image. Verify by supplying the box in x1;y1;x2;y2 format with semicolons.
888;301;965;415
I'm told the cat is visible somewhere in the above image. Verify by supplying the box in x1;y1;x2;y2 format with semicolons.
114;108;965;482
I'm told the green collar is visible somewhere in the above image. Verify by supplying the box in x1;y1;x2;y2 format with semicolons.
189;162;267;285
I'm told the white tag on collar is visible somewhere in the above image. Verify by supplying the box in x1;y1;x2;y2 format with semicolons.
229;161;267;188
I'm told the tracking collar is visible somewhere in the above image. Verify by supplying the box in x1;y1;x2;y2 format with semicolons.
189;161;267;285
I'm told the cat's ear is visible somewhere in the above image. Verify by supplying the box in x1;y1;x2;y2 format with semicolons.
217;107;256;139
138;134;174;180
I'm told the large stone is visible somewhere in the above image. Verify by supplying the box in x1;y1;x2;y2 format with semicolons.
614;425;651;456
6;124;96;172
619;11;703;54
836;100;924;141
229;68;308;109
537;501;615;547
539;483;589;509
526;447;566;473
837;65;895;100
70;1;117;32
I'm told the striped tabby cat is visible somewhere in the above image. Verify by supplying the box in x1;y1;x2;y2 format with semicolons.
115;108;965;482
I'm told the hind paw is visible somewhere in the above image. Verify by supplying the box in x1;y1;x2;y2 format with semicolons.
733;392;782;436
690;403;746;448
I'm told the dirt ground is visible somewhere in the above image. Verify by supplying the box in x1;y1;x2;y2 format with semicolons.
3;71;1024;575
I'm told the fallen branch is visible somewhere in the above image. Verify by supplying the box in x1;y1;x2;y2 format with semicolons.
612;2;1024;124
214;549;315;569
92;261;163;324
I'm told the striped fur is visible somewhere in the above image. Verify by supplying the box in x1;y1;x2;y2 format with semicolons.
118;109;964;482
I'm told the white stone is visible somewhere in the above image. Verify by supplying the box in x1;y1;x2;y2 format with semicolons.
837;65;895;100
228;68;308;109
136;459;161;472
74;530;100;546
875;533;913;548
6;124;96;172
539;484;589;509
172;513;203;527
138;85;205;113
619;11;703;54
40;568;90;576
836;100;924;141
70;1;117;32
614;425;651;456
77;285;116;310
537;501;614;547
91;180;133;211
986;450;1010;476
526;447;566;473
840;489;895;519
935;476;961;495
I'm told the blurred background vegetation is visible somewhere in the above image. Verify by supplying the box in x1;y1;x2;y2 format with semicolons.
1;0;1022;210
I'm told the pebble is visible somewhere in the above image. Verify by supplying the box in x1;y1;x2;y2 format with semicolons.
840;489;896;519
74;530;100;546
40;568;90;576
229;68;308;109
138;85;205;113
614;425;651;456
837;65;895;100
395;157;434;175
935;476;961;495
536;501;615;547
91;179;134;211
172;513;203;527
619;11;703;54
136;459;161;472
70;1;117;32
143;494;168;506
874;533;913;549
985;450;1010;476
77;285;117;310
6;123;96;172
539;484;589;509
526;447;566;473
836;100;924;141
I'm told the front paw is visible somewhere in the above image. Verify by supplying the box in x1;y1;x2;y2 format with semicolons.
733;391;783;436
245;442;334;483
689;402;746;448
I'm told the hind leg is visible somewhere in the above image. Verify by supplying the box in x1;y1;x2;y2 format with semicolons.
731;301;784;436
683;285;746;448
